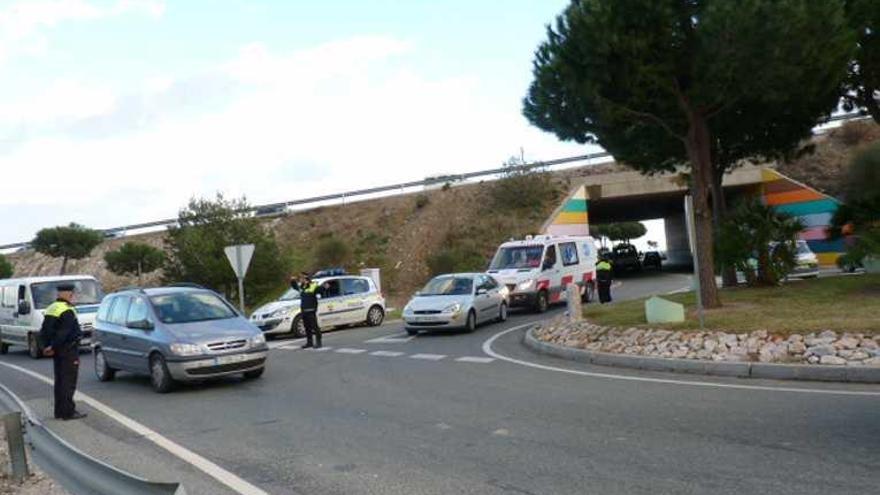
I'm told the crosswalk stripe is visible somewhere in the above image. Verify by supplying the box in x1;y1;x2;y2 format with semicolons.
409;353;446;361
455;356;495;364
370;350;405;357
335;348;367;354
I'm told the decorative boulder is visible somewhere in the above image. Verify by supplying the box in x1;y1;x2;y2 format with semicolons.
645;296;685;324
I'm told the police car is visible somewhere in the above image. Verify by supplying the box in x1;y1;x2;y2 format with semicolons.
249;270;386;337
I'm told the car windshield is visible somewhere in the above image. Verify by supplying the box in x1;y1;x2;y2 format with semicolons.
278;288;301;301
31;280;104;310
796;242;812;255
150;291;237;324
489;246;544;270
418;276;474;296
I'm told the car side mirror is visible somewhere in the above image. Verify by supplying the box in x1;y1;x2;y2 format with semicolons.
17;301;30;316
127;319;154;331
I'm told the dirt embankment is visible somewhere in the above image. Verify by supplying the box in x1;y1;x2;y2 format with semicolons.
6;121;877;303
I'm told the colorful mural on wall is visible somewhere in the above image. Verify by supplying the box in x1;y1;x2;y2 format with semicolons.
543;185;590;237
761;169;843;266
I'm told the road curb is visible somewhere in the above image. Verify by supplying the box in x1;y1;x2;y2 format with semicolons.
522;326;880;383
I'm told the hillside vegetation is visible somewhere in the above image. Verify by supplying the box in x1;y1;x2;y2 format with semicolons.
7;121;878;306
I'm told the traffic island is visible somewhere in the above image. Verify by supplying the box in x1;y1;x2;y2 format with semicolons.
524;322;880;383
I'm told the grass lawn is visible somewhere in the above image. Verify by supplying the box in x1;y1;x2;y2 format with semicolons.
584;274;880;335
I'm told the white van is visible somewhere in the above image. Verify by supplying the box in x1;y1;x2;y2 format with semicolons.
0;275;104;358
487;235;599;312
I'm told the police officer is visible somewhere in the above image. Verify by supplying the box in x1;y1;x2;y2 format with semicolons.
40;283;86;420
596;256;614;304
290;273;328;349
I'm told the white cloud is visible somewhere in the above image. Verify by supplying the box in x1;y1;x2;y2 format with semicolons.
0;0;164;63
0;35;584;241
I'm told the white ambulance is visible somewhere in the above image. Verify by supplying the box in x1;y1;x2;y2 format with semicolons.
487;235;599;312
0;275;104;358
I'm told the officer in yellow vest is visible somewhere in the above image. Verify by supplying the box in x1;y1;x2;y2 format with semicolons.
596;257;614;304
40;283;86;420
290;273;328;349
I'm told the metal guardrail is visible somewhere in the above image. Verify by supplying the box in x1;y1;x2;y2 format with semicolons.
0;382;186;495
0;111;869;251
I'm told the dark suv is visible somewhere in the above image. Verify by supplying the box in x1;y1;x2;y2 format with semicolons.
93;286;268;393
611;243;642;273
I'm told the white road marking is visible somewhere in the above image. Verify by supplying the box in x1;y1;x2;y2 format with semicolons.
365;333;414;344
410;353;446;361
0;361;270;495
311;346;333;352
370;351;405;357
482;324;880;397
455;356;495;364
271;339;306;350
335;348;367;354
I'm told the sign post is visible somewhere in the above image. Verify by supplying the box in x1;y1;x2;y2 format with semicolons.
683;196;705;330
224;244;255;313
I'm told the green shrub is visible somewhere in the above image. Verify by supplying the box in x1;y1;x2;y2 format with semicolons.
415;194;430;209
313;236;351;269
490;159;559;213
426;247;486;276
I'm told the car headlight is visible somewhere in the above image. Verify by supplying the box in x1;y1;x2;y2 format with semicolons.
516;279;535;291
442;303;461;314
169;343;202;356
269;307;289;318
250;334;266;346
403;302;414;314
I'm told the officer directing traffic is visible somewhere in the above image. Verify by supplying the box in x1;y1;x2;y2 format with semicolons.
290;272;329;349
40;283;86;420
596;256;613;304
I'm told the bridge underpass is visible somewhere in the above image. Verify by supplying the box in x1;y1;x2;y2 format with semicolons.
543;166;844;268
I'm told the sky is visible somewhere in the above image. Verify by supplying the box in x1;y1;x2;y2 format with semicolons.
0;0;662;249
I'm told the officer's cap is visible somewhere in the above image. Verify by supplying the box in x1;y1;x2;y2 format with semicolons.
56;283;76;292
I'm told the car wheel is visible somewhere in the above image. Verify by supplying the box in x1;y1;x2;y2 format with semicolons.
535;291;549;313
581;281;594;304
0;339;8;355
291;315;305;338
27;333;42;360
496;303;508;323
366;305;385;327
149;354;174;393
465;310;477;333
405;328;418;336
243;368;264;380
94;348;116;382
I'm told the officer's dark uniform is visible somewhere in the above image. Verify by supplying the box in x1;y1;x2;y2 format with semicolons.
291;277;327;348
39;285;84;420
596;259;614;304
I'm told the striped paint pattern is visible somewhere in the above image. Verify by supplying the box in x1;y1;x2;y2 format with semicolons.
761;169;842;264
545;185;590;236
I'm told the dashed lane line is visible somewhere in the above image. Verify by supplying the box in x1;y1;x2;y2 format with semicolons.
410;353;446;361
455;356;495;364
365;333;415;344
370;351;405;357
0;361;270;495
482;324;880;397
335;348;367;354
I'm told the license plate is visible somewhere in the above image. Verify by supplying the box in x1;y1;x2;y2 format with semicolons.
416;316;437;322
213;354;248;366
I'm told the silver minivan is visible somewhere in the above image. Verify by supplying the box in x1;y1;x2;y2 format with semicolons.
93;286;268;393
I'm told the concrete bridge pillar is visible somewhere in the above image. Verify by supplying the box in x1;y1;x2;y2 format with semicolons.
664;213;693;267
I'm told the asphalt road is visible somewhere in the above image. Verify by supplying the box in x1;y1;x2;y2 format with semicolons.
1;271;878;495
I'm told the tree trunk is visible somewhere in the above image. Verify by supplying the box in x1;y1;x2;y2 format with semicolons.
137;261;142;286
712;169;738;288
59;256;68;275
684;111;721;308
